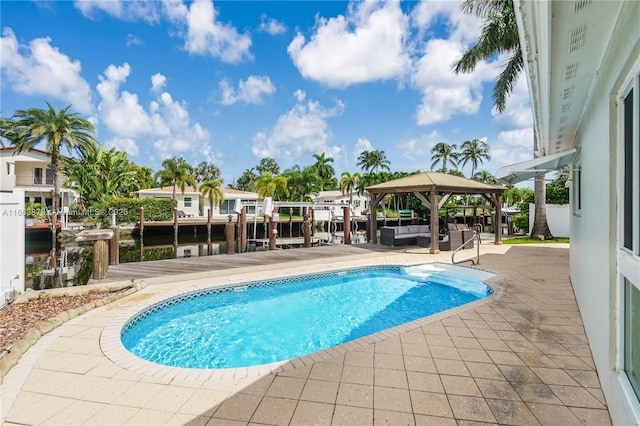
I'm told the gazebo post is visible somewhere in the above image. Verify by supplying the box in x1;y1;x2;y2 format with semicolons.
369;193;377;243
429;190;440;254
494;193;502;245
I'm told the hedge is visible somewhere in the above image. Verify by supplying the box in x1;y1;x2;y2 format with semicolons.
107;197;177;224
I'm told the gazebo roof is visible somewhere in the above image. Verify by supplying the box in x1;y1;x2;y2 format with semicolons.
366;172;505;195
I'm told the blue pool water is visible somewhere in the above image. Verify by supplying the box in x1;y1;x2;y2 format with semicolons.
121;264;493;369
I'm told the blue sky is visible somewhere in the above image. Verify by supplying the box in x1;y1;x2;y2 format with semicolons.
1;0;534;187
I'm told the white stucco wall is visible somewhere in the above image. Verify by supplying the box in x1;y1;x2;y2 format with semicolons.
569;4;639;423
0;189;25;304
528;204;570;237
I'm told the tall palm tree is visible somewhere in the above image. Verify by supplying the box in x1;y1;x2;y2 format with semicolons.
357;150;391;173
453;0;551;238
255;172;289;200
459;139;491;178
339;171;362;205
155;157;196;200
3;102;98;209
199;179;224;215
430;142;459;173
312;152;335;191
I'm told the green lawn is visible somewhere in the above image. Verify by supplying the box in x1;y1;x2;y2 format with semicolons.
503;236;570;244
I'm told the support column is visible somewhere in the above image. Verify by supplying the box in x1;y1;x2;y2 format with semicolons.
109;226;119;265
75;229;114;280
139;207;144;240
239;206;247;252
343;206;351;245
226;220;235;254
494;194;502;245
430;190;440;254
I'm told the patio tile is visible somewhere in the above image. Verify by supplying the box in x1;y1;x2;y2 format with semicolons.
486;350;526;366
120;408;174;425
414;414;456;426
277;364;312;379
110;381;167;408
566;370;601;388
209;392;261;422
528;403;582;425
429;345;461;360
309;362;343;382
409;390;453;417
290;401;334;426
531;367;580;386
457;348;492;364
373;386;412;412
341;365;374;385
465;362;505;380
177;389;228;416
451;336;483;350
374;409;415;425
548;385;606;409
433;359;471;377
511;382;563;405
486;398;540;425
374;353;405;370
166;413;210;425
250;396;297;425
569;407;612;425
344;350;374;368
42;400;107;425
375;368;408;388
332;404;373;425
375;338;403;355
440;375;483;397
406;371;445;393
447;395;496;423
445;326;474;338
425;334;454;347
402;342;431;357
478;339;511;352
497;365;542;383
265;376;306;399
84;404;139;425
475;378;521;401
404;355;437;373
300;379;340;404
336;382;374;408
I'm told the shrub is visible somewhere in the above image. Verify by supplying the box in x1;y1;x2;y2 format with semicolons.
513;213;529;233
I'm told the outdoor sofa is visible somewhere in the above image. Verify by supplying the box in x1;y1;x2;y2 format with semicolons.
380;225;431;246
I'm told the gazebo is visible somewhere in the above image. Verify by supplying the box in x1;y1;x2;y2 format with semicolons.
366;172;506;253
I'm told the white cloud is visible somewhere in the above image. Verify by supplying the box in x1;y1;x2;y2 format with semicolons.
0;28;93;114
259;15;286;35
398;130;443;167
183;0;252;63
411;37;497;126
219;75;276;105
96;63;210;159
411;0;481;45
106;137;139;156
288;0;411;87
74;0;162;23
126;34;143;47
490;128;535;172
251;93;345;162
353;137;374;162
151;73;167;93
491;73;533;130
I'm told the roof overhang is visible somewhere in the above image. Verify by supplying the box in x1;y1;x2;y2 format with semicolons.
496;148;576;185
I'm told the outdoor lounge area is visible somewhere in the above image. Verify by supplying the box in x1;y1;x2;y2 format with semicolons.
0;242;611;425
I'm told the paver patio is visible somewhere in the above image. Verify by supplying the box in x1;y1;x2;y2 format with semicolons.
0;242;611;425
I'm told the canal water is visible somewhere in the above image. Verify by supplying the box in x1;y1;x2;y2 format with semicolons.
25;221;366;290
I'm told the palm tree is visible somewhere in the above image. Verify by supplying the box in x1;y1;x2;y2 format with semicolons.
453;0;551;239
199;179;224;215
430;142;459;173
155;157;196;200
472;169;499;185
255;157;281;175
193;161;222;185
255;172;289;200
459;139;491;178
3;102;98;209
357;150;391;173
339;171;362;205
283;165;320;202
312;152;335;191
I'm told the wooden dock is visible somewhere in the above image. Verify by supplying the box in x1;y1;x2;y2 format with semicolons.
91;243;404;284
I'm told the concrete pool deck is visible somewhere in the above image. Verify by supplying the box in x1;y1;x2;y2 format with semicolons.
1;243;611;425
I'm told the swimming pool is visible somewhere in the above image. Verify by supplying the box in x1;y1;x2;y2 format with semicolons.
121;264;494;369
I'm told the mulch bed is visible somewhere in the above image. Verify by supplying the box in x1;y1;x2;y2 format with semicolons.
0;291;127;350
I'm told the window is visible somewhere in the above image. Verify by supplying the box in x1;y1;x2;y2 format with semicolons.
619;72;640;408
184;197;192;207
219;200;232;214
45;168;54;185
572;158;582;216
626;278;640;399
33;168;43;184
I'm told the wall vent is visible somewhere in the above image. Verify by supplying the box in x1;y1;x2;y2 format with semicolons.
560;103;571;114
569;25;586;53
559;116;569;125
574;0;592;13
564;63;578;81
562;87;575;100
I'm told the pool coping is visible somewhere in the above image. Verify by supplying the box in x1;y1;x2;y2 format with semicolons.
100;262;506;382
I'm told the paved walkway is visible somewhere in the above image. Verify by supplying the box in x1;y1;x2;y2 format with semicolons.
1;243;611;425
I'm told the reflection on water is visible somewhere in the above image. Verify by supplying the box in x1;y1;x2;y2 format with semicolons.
25;226;368;291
